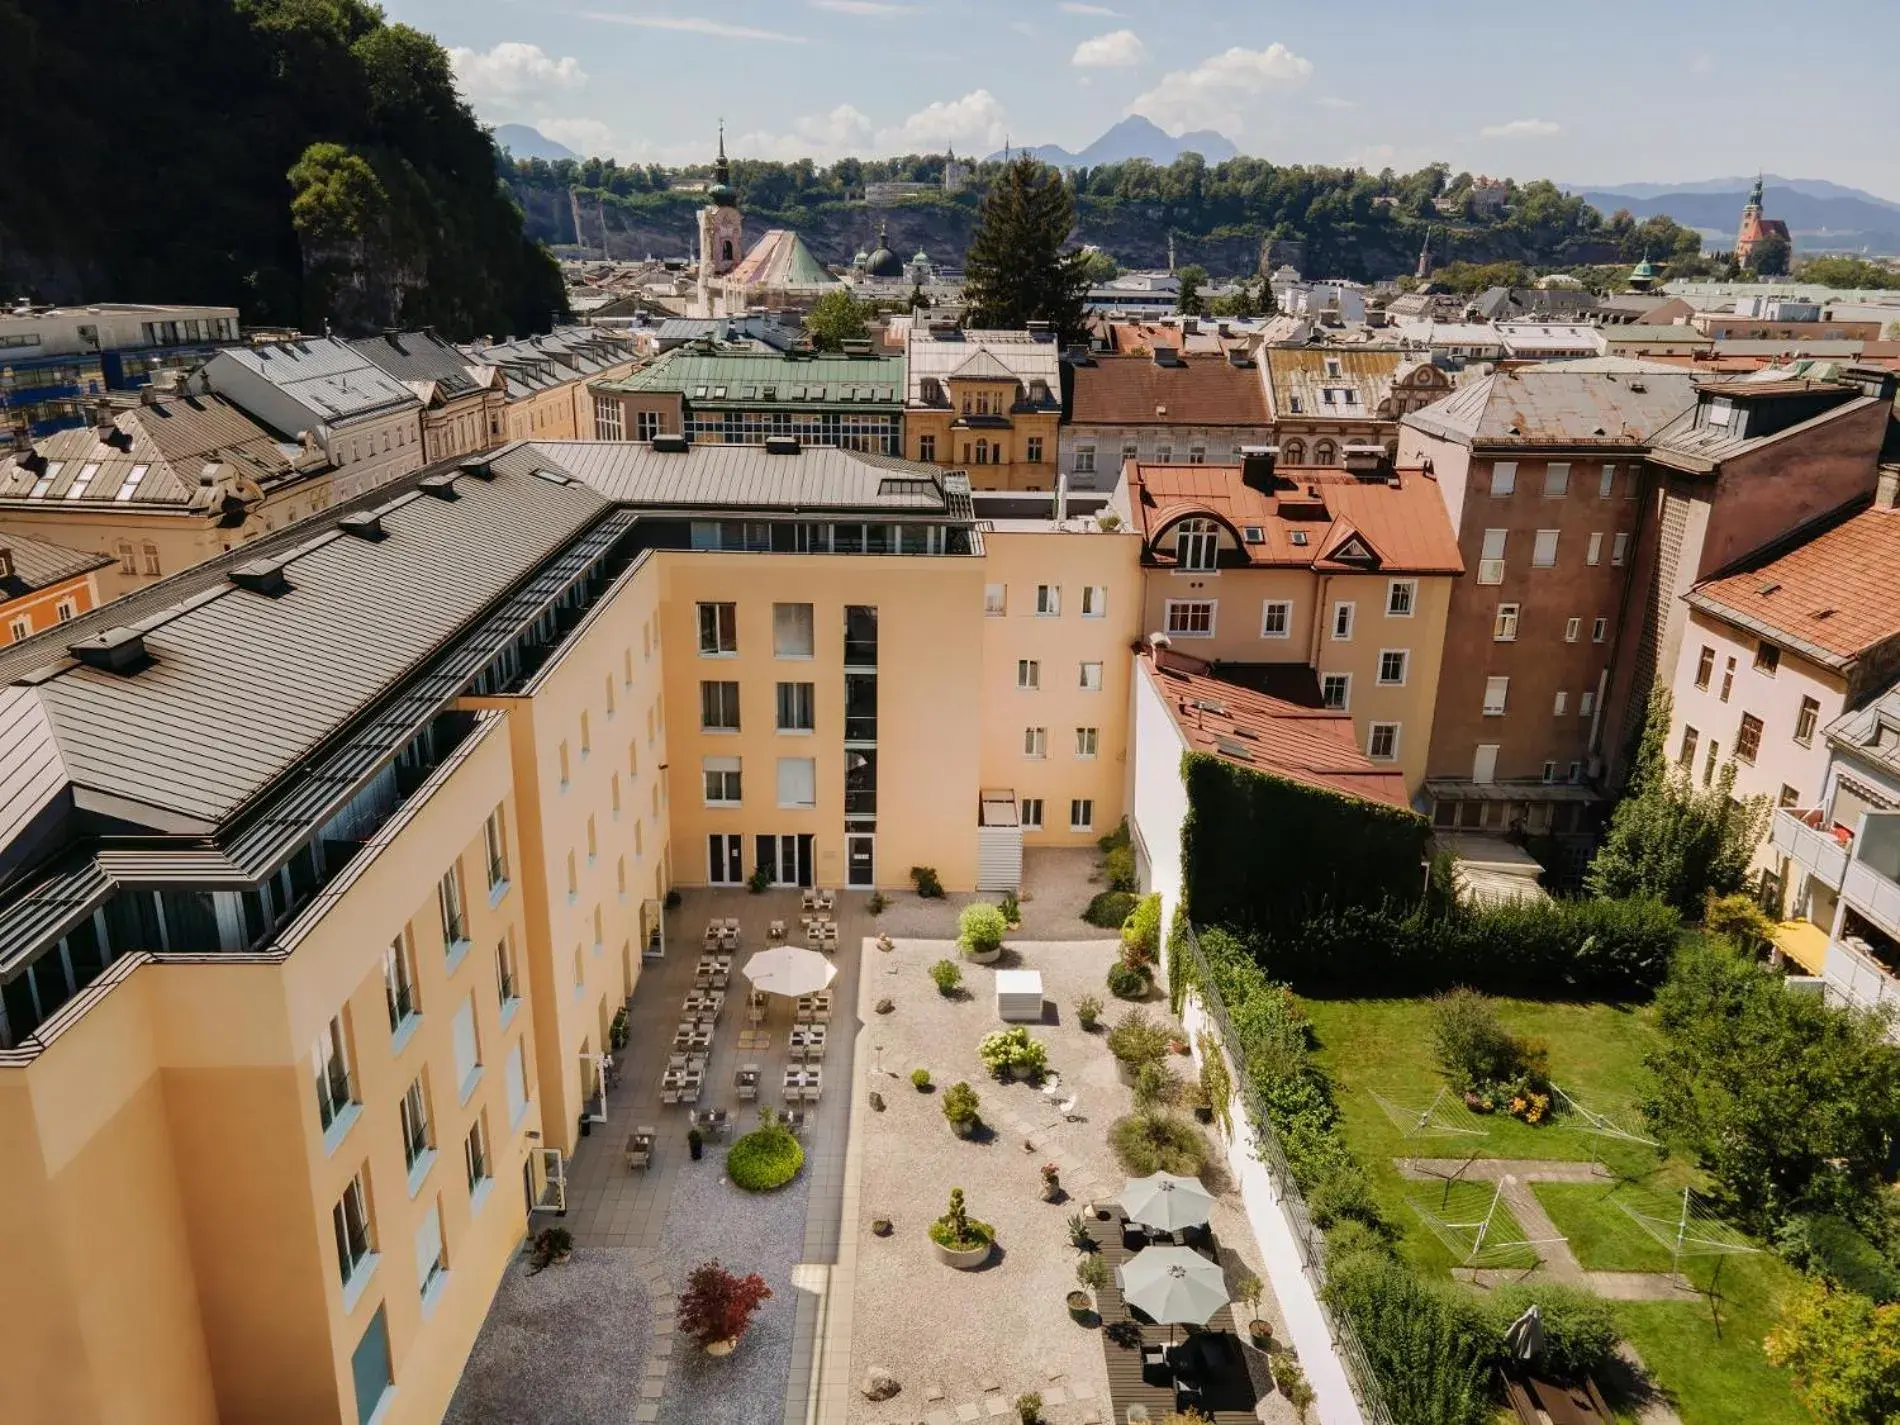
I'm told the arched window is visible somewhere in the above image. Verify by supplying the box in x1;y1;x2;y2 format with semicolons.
1174;517;1219;572
975;439;990;465
1282;439;1306;465
721;239;734;263
1314;439;1337;465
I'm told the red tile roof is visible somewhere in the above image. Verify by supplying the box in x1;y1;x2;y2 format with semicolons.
1142;651;1411;809
1070;354;1270;428
1690;500;1900;665
1127;461;1464;575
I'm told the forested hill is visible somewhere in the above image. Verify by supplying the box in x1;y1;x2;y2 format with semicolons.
0;0;563;339
510;154;1707;280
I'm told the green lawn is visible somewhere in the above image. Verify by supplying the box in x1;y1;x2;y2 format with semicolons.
1302;994;1805;1425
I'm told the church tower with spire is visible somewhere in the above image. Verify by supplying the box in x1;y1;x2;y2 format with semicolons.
696;124;746;315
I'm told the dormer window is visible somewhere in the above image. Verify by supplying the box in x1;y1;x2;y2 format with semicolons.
1175;518;1219;571
1324;358;1341;377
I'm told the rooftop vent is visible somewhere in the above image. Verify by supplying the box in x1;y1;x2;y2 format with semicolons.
651;433;689;453
418;473;460;500
338;511;385;541
1214;734;1254;762
764;435;800;455
70;626;150;674
228;557;294;597
1153;346;1185;368
457;457;497;481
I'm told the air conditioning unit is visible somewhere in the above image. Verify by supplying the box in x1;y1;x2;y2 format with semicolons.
1477;559;1505;584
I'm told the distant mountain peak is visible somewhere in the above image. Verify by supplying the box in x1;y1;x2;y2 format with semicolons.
987;117;1238;169
493;124;578;162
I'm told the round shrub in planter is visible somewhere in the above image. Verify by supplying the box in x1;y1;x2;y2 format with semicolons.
942;1080;981;1137
929;958;963;995
911;1067;932;1091
1106;960;1149;1001
928;1187;995;1269
726;1114;805;1191
977;1026;1048;1082
1108;1110;1210;1178
958;903;1006;963
1106;1008;1172;1085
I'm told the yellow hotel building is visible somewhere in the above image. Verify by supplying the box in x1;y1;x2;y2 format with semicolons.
0;436;1141;1425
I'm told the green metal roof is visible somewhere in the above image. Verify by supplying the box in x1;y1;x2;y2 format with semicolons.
597;348;908;409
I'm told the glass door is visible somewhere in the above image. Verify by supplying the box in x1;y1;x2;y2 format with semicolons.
847;833;875;888
708;834;743;885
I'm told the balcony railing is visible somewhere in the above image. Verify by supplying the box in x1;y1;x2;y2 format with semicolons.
1844;855;1900;943
1771;807;1850;891
1823;935;1900;1042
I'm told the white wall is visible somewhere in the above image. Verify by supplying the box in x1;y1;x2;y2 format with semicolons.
1129;661;1190;928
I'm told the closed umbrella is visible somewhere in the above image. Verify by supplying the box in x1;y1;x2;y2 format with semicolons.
1118;1245;1228;1342
1122;1172;1214;1233
740;945;837;998
1503;1303;1545;1363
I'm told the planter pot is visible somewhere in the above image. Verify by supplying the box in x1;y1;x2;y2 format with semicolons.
1194;1106;1214;1124
554;1249;573;1265
703;1337;738;1357
1066;1291;1094;1324
963;945;1002;965
1247;1320;1272;1349
1041;1186;1062;1203
1115;1058;1139;1087
689;1143;704;1160
933;1237;994;1270
1007;1064;1036;1082
950;1118;978;1139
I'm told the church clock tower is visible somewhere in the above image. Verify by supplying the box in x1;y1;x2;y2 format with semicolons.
696;125;746;315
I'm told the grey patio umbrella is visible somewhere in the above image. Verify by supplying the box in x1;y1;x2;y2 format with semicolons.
1122;1172;1215;1233
1503;1303;1545;1363
1119;1245;1228;1341
740;945;837;997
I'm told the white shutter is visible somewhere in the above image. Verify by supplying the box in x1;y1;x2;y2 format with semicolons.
777;757;816;807
506;1043;527;1124
1483;677;1509;715
1473;745;1499;784
1532;529;1560;567
702;754;741;773
452;998;478;1093
413;1201;443;1289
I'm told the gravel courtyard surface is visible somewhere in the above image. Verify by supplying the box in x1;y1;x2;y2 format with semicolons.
655;1137;815;1425
444;1247;652;1425
873;848;1108;943
847;936;1292;1423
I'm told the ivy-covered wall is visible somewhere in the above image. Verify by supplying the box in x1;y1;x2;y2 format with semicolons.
1179;751;1430;933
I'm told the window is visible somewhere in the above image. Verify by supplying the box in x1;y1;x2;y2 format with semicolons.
1598;463;1617;499
1024;726;1047;759
918;434;936;462
1036;585;1061;616
775;682;815;733
394;1073;434;1181
1587;533;1603;566
1321;674;1350;710
496;935;519;1012
1719;656;1736;702
116;540;135;574
1079;661;1104;691
464;1116;491;1197
1611;532;1629;566
505;1042;529;1127
1564;616;1581;643
703;756;742;805
1283;439;1305;464
1736;713;1763;764
1331;602;1355;641
54;599;74;622
1553;691;1569;716
1702;737;1719;787
1695;646;1715;690
1069;799;1095;832
1483;676;1509;715
1591;617;1608;643
636;410;660;441
384;933;420;1037
1017;659;1041;690
1779;784;1801;809
1493;604;1519;641
1478;529;1507;584
1313;440;1336;465
697;602;737;656
7;617;26;642
700;681;741;731
777;757;817;808
1188;444;1206;465
1174;518;1219;571
1532;530;1560;568
1377;650;1408;685
773;603;814;658
141;543;161;576
1490;462;1517;496
483;809;508;891
1081;585;1107;618
1579;689;1596;716
332;1172;375;1288
1165;600;1216;637
1794;695;1820;746
1156;444;1174;464
1754;642;1779;676
558;741;571;788
1542;462;1570;498
437;865;466;954
594;395;624;439
1261;600;1291;638
313;1016;356;1135
414;1197;447;1303
1027;436;1044;463
1020;797;1044;828
1074;444;1096;473
1367;723;1399;760
1075;726;1099;758
1679;725;1699;766
1387;580;1416;617
984;583;1006;616
452;996;481;1100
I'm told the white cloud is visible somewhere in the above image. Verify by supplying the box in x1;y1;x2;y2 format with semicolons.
1072;29;1146;68
810;0;915;11
1129;43;1312;133
1315;95;1356;111
449;42;587;110
877;89;1010;154
1060;1;1119;12
534;117;618;157
730;105;875;162
1480;117;1561;139
577;11;808;42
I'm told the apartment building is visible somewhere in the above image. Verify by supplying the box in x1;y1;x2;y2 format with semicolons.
460;327;643;442
1117;448;1462;797
204;337;426;499
1398;368;1698;838
1060;348;1272;491
349;331;505;465
0;384;337;600
904;328;1062;491
1260;347;1451;464
0;531;109;639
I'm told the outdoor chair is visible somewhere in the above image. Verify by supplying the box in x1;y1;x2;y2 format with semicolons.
1057;1094;1080;1121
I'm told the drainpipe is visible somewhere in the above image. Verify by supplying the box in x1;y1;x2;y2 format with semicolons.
1308;573;1332;669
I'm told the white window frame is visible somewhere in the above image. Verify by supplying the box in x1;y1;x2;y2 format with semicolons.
1078;661;1104;692
984;583;1007;616
1320;673;1350;710
1074;444;1096;473
437;865;467;956
1036;584;1061;617
1532;529;1560;568
1494;604;1519;642
1376;649;1408;686
333;1171;376;1291
1075;726;1099;759
1174;518;1220;572
700;680;741;732
772;602;815;658
702;756;742;806
1386;580;1416;617
1331;601;1355;642
451;996;481;1103
1564;616;1581;643
1020;797;1044;829
1366;722;1400;761
1579;689;1596;717
775;681;815;733
1611;532;1630;566
1483;676;1509;716
1543;462;1570;498
1586;532;1603;566
384;933;420;1040
1261;600;1292;638
1598;463;1617;498
1081;585;1107;618
697;601;738;656
1164;600;1217;638
1591;617;1608;643
1489;462;1517;496
1553;691;1569;717
1017;659;1041;690
1023;726;1047;759
1069;798;1095;832
776;756;818;809
1478;528;1507;584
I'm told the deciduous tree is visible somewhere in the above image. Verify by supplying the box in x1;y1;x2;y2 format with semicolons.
802;289;871;351
1764;1279;1900;1424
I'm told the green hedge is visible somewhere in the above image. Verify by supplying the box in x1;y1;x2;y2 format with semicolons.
726;1124;805;1191
1082;890;1139;928
1180;752;1429;933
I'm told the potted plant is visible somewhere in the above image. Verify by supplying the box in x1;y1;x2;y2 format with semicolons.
1107;1008;1172;1086
910;865;944;899
1015;1391;1044;1424
677;1259;772;1356
746;862;773;894
1235;1274;1271;1349
929;958;963;996
941;1081;981;1137
1071;1252;1110;1323
958;903;1006;964
911;1067;931;1091
532;1226;574;1267
1066;1213;1095;1251
688;1127;705;1161
1001;891;1022;930
1273;1351;1315;1422
868;890;888;916
928;1187;995;1268
978;1026;1048;1082
1075;993;1104;1031
1040;1162;1061;1201
609;1006;629;1052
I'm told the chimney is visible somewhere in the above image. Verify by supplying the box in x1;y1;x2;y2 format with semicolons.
1239;444;1277;493
1055;473;1069;524
93;401;116;442
1878;463;1900;511
0;547;13;580
69;626;150;675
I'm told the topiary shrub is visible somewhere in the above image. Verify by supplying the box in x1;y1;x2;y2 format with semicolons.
929;958;963;995
942;1080;981;1133
978;1026;1049;1080
1076;993;1104;1030
911;1067;931;1090
1109;1111;1210;1177
911;865;945;899
726;1114;805;1191
928;1187;994;1251
958;903;1006;958
1106;960;1149;1000
1083;890;1139;928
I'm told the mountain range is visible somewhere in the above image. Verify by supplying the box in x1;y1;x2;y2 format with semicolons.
494;123;578;162
986;115;1237;169
1570;178;1900;253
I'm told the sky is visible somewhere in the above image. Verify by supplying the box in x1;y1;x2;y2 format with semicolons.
383;0;1900;199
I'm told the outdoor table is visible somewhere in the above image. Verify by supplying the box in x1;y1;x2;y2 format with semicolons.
769;919;787;941
624;1130;655;1170
801;889;820;912
681;992;724;1018
735;1065;761;1100
696;954;730;973
693;1107;731;1139
781;1108;807;1135
692;971;728;991
789;1026;827;1059
672;1026;712;1052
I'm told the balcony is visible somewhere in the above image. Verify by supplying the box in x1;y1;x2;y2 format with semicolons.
1771;807;1850;892
1822;933;1900;1043
1842;810;1900;942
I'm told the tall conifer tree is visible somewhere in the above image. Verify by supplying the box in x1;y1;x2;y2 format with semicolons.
963;157;1089;339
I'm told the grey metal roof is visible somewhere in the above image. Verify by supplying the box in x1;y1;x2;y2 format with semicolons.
1648;392;1879;472
348;331;484;399
512;440;958;513
0;532;112;593
1827;687;1900;780
1402;368;1697;448
208;338;419;425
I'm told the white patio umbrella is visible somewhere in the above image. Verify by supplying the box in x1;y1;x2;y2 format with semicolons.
1122;1172;1215;1233
740;945;837;998
1504;1303;1545;1363
1119;1245;1228;1340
